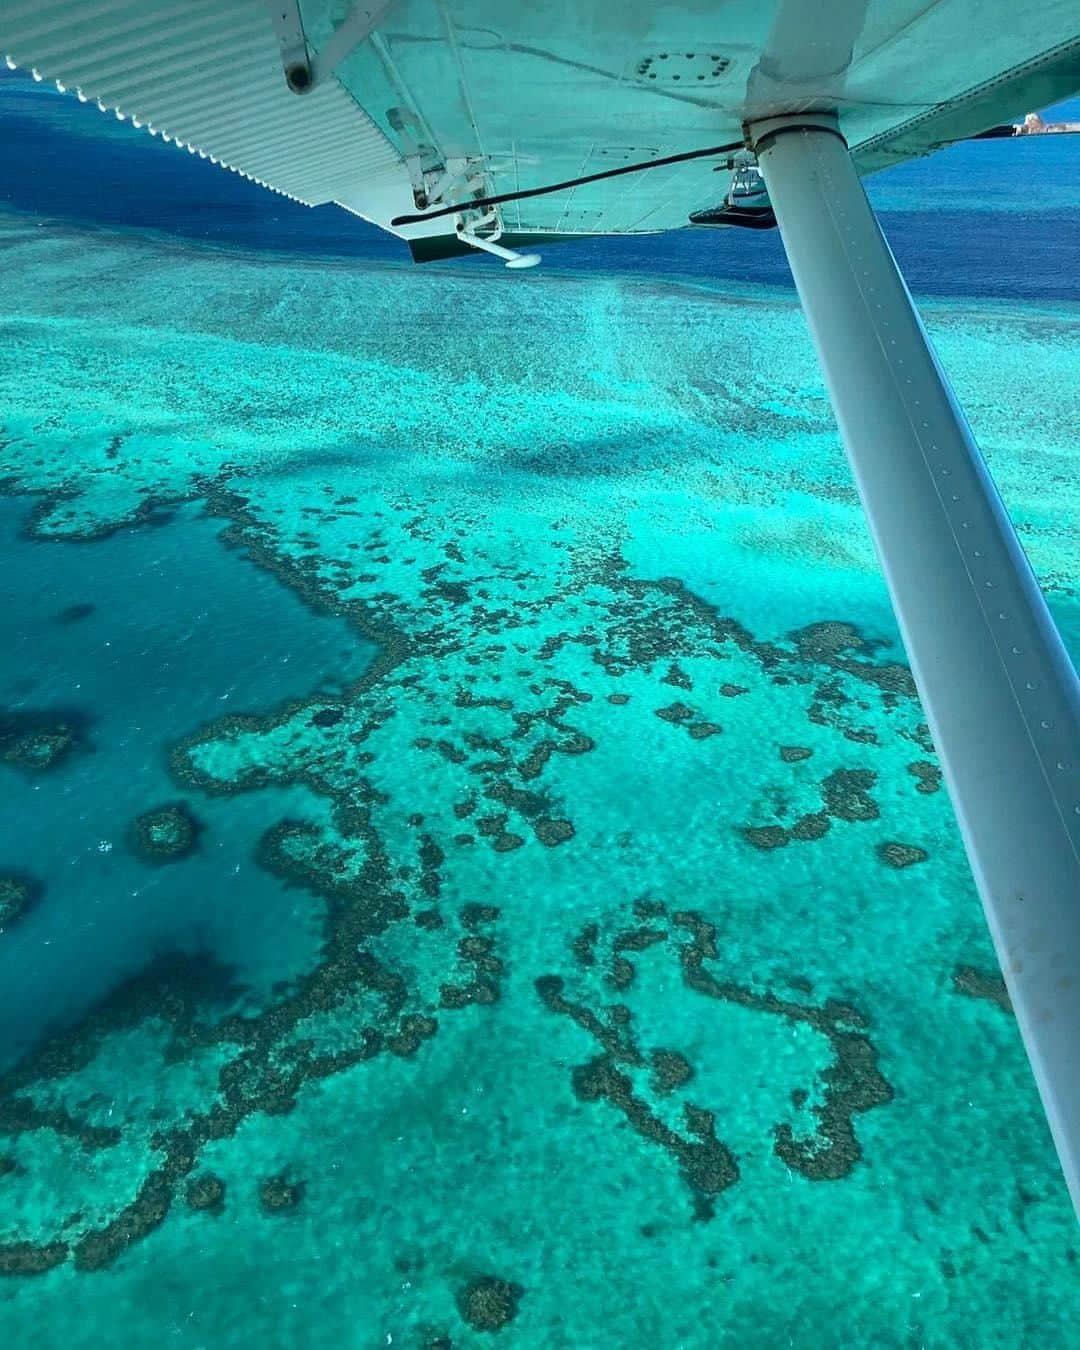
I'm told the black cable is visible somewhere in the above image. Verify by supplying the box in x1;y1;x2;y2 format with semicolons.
390;139;745;226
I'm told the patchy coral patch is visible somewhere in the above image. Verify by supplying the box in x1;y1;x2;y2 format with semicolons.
0;706;91;773
127;803;204;863
0;872;43;932
456;1275;525;1333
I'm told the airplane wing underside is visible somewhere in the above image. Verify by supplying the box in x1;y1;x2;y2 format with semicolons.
4;0;1080;254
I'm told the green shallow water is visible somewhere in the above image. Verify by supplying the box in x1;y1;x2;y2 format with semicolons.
0;217;1078;1347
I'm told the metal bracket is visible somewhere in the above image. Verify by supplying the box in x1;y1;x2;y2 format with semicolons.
418;157;493;212
387;107;450;209
458;230;541;270
312;1;399;86
270;0;399;95
267;1;313;94
421;159;470;210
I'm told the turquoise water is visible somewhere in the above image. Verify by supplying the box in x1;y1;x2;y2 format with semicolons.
2;72;1080;1346
0;212;1078;1347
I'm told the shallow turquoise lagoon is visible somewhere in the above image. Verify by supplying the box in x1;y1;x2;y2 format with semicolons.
0;216;1078;1347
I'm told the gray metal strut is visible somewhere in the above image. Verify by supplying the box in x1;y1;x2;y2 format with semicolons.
750;113;1080;1215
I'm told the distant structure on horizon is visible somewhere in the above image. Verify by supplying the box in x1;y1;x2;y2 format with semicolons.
973;110;1080;139
1014;111;1080;134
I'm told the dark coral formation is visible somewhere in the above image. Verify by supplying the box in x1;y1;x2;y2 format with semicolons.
0;1094;119;1152
655;702;694;723
790;621;916;698
672;911;893;1183
259;1174;306;1214
462;904;499;929
652;697;721;740
688;721;722;740
17;480;198;545
662;663;693;691
440;908;504;1009
791;621;872;663
0;1240;68;1276
74;1170;173;1271
953;965;1013;1015
456;1275;525;1332
386;1014;439;1057
780;745;813;763
0;706;91;773
743;825;790;851
572;1055;737;1205
127;802;204;863
773;1033;891;1180
534;961;739;1215
607;928;666;990
541;902;892;1207
743;765;881;854
651;1049;693;1094
820;768;879;823
534;817;575;847
0;872;43;931
907;722;936;754
185;1172;226;1213
571;922;599;968
877;841;929;869
417;832;445;897
784;621;914;742
791;812;830;842
906;760;942;794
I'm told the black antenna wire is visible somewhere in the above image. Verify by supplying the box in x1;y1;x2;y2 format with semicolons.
390;139;746;227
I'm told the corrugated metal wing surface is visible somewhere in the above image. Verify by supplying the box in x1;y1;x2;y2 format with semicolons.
1;0;402;205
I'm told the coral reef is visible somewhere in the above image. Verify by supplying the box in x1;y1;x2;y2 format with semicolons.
185;1173;226;1213
456;1275;525;1332
743;765;881;852
877;841;929;869
540;900;892;1208
0;706;90;772
258;1174;306;1214
0;872;43;931
127;803;204;863
953;965;1013;1015
906;760;943;794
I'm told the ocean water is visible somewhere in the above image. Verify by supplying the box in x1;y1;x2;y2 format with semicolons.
0;73;1079;1349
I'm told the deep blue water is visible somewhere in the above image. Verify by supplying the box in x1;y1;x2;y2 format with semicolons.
2;70;1078;300
0;497;374;1064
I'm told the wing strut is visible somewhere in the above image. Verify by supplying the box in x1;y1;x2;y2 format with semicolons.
749;113;1080;1214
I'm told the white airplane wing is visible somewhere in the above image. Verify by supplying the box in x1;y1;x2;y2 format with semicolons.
4;1;1080;258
